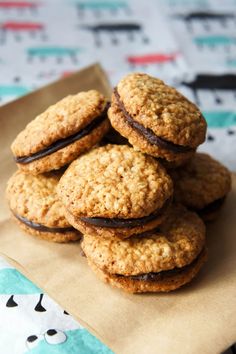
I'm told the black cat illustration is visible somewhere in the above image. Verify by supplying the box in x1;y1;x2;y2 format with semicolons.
174;11;236;31
81;23;149;46
180;74;236;105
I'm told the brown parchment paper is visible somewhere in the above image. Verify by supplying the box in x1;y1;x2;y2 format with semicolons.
1;63;236;354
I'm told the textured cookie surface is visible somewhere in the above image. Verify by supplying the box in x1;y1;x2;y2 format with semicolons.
57;144;173;219
87;248;207;293
81;204;206;275
171;153;232;210
12;90;107;157
109;73;206;147
7;170;74;229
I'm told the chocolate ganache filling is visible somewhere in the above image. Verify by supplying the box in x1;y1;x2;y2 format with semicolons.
14;212;75;233
80;197;171;228
197;196;226;216
116;249;204;282
114;88;194;154
15;104;109;164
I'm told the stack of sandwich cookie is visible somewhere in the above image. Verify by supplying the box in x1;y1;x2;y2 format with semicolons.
108;73;207;167
6;170;81;242
54;74;216;293
7;71;232;292
81;205;207;293
11;90;110;175
8;89;109;242
170;153;232;221
57;144;173;239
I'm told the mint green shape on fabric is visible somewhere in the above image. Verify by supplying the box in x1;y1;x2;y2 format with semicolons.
0;268;41;294
27;47;82;57
168;0;207;6
0;86;29;97
194;35;236;46
203;111;236;128
0;269;114;353
26;329;114;354
226;59;236;67
75;1;127;10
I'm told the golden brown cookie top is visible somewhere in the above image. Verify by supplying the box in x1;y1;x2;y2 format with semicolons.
114;73;206;147
11;90;107;157
6;170;71;228
81;204;206;275
57;144;173;219
171;153;232;209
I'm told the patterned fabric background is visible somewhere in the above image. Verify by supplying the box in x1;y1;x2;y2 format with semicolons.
0;0;235;353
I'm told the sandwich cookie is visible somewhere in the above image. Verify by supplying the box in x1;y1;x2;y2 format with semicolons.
171;153;231;221
11;90;110;175
6;170;81;242
81;205;207;293
57;144;173;239
108;73;207;167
